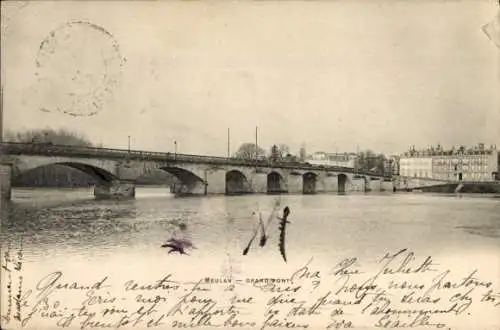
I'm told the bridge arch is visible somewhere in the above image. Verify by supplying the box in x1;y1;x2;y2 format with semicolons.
160;166;206;196
303;172;317;194
267;171;287;194
338;173;349;193
225;170;251;195
12;161;117;186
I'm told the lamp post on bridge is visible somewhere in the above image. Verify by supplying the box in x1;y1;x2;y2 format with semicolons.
0;84;3;144
127;135;131;153
255;126;259;168
174;140;177;159
227;127;230;159
0;84;3;160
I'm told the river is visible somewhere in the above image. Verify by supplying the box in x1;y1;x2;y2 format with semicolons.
1;187;499;329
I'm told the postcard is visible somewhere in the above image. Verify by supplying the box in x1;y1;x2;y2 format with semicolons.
1;1;499;329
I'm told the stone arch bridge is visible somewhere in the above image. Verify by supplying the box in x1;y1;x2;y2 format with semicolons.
0;143;393;200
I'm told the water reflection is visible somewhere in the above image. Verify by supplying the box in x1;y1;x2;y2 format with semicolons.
456;225;500;239
1;188;499;265
1;200;138;254
1;188;499;330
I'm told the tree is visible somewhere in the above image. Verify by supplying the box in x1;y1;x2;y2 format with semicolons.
5;127;95;146
299;147;307;161
7;128;100;188
270;144;280;162
356;150;386;175
375;154;387;175
233;143;266;160
277;144;290;157
268;143;290;162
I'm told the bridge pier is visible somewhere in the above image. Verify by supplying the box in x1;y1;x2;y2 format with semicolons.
350;177;366;192
0;164;12;201
380;180;394;192
94;180;136;200
369;179;381;192
250;173;268;194
287;174;303;194
320;175;338;193
205;170;226;194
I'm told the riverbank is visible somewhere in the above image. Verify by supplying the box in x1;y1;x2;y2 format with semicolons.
398;181;500;194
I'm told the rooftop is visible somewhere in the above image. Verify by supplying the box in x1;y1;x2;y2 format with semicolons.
401;143;498;158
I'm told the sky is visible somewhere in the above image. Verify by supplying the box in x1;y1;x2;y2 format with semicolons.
1;0;499;157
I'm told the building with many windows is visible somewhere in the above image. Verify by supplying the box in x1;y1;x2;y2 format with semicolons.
399;144;499;182
307;152;358;168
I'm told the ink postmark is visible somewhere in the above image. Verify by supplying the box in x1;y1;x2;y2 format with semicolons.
32;20;125;117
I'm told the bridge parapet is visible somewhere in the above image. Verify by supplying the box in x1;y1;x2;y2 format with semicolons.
1;142;393;178
1;142;394;199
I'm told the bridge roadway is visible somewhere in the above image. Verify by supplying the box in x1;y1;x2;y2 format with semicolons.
0;142;393;200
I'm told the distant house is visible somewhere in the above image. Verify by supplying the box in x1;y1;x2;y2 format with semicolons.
306;151;358;168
